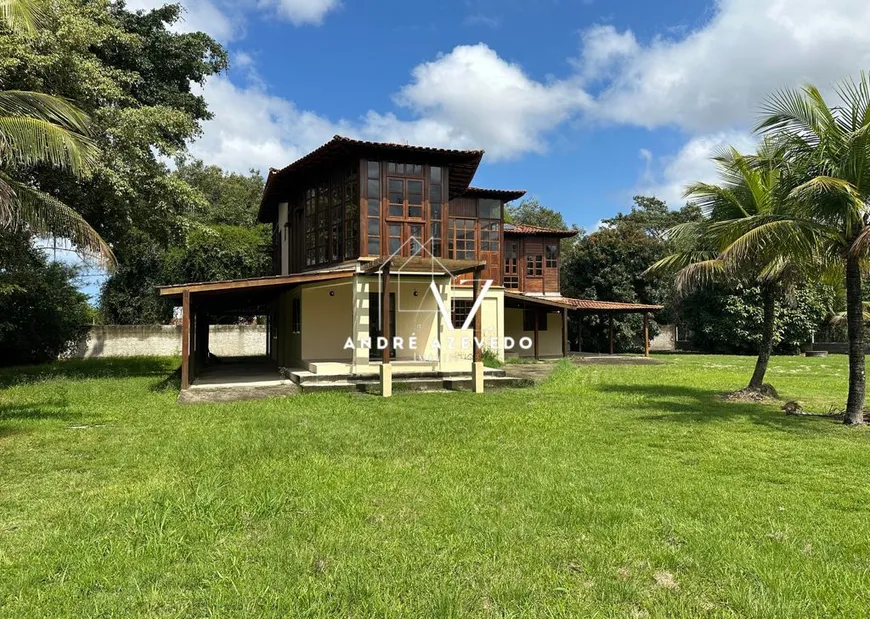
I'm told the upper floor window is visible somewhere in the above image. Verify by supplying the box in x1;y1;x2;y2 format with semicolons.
504;241;519;289
387;162;424;176
526;254;543;277
478;199;501;220
545;243;559;269
448;218;476;260
387;178;424;219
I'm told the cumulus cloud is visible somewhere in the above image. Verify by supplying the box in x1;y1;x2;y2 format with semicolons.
190;44;594;172
584;0;870;132
633;131;758;206
258;0;341;25
124;0;240;41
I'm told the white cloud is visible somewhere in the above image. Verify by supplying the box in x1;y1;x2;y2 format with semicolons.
395;44;592;160
633;131;758;206
124;0;239;41
583;0;870;132
189;44;594;172
258;0;340;25
573;24;639;82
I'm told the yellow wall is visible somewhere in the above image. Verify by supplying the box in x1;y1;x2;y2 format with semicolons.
446;286;505;364
300;281;354;362
504;307;564;358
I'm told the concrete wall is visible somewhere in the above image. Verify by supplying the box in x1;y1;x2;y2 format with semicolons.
650;324;676;352
70;325;267;358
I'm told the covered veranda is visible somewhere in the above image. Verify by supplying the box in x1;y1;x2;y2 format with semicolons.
157;270;355;390
503;291;664;359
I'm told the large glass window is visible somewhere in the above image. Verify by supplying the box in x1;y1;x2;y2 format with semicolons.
480;221;500;252
504;240;518;289
449;218;476;260
387;178;423;219
546;243;558;269
430;167;443;257
366;161;381;255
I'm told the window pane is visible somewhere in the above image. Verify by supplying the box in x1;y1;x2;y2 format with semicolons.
389;204;404;218
479;199;501;219
388;162;399;174
431;166;442;183
429;183;441;203
408;206;423;218
367;179;380;199
408;181;423;204
368;238;380;255
368;219;379;236
367;161;380;179
431;203;442;220
411;164;423;175
368;198;380;216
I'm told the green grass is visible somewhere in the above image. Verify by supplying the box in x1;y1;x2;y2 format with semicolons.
1;354;869;618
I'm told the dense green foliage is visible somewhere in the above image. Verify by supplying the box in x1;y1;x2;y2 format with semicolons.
0;229;91;365
98;161;268;324
505;197;569;229
561;197;701;352
1;355;868;616
678;283;834;355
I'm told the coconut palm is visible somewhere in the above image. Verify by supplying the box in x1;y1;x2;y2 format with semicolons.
0;0;114;267
721;75;870;425
648;147;805;393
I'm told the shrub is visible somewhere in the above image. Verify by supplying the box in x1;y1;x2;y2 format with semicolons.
0;230;92;366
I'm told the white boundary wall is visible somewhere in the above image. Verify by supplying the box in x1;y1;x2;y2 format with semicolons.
69;325;267;358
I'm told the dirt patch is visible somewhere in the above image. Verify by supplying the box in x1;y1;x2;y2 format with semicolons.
722;384;779;403
178;384;299;405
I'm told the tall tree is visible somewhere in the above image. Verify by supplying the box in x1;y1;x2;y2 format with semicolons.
505;198;570;229
730;75;870;424
0;0;113;266
648;149;810;392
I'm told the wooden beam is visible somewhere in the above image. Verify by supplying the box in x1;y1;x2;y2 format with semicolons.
382;261;391;365
644;312;650;358
473;273;483;363
181;290;190;390
609;314;614;355
157;270;354;297
562;308;568;357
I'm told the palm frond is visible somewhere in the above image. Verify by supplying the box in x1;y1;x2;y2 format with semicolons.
0;0;49;35
0;173;115;269
0;116;98;175
0;91;94;135
644;250;718;277
674;259;726;296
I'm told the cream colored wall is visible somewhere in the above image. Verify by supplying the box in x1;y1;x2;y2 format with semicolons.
444;286;505;365
300;280;354;362
504;307;564;358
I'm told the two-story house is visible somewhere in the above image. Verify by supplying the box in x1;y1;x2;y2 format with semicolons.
159;136;661;391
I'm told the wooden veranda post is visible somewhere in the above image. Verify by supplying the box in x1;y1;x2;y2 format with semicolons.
181;289;190;390
534;308;540;360
643;312;650;358
609;314;614;355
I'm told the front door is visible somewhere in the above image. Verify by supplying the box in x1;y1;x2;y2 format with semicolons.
369;291;396;360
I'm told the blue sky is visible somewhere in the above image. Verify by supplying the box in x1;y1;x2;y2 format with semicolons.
71;0;870;301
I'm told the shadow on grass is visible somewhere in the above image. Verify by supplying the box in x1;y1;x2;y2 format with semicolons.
0;395;81;437
0;357;177;388
595;383;840;433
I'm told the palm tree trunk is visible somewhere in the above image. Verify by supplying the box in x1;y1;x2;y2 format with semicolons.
844;253;865;425
749;283;776;390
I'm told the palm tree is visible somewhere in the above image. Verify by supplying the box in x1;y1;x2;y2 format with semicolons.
0;0;114;267
648;147;802;392
723;75;870;425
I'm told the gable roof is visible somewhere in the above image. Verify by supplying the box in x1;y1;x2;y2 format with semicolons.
503;223;579;238
258;135;484;223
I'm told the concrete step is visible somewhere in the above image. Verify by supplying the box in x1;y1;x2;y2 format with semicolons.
442;376;533;391
287;367;507;385
299;377;448;394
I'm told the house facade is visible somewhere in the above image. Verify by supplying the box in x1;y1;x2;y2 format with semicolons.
159;136;662;390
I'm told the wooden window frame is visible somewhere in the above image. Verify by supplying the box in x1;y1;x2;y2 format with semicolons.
526;254;543;277
452;299;474;327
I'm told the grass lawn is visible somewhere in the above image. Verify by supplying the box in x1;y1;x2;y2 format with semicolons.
1;354;869;618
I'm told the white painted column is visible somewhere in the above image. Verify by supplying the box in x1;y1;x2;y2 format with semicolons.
351;276;371;372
